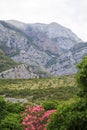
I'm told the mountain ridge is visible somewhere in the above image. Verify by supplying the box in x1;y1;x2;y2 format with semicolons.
0;20;87;78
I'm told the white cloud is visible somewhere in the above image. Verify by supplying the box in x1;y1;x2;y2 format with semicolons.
0;0;87;41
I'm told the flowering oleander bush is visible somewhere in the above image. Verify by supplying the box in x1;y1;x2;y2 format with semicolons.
21;105;56;130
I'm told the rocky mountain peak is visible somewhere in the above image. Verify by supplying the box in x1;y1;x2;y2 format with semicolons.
0;20;87;78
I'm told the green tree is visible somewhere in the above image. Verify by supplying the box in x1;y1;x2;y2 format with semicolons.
76;56;87;97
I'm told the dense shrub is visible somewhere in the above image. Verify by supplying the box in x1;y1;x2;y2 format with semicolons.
0;97;24;130
42;101;58;110
47;99;87;130
5;102;25;114
0;97;8;121
0;113;23;130
0;96;6;111
76;56;87;97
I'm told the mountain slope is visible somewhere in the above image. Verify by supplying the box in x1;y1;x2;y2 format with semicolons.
0;20;87;78
7;20;82;53
0;52;18;72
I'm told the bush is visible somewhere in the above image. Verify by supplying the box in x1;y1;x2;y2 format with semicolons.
0;113;23;130
76;56;87;97
0;96;6;111
5;102;25;114
21;105;56;130
0;97;8;121
47;99;87;130
42;101;58;110
0;97;24;129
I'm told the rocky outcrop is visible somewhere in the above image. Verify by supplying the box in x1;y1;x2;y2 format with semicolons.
0;64;39;79
0;63;50;79
4;97;28;103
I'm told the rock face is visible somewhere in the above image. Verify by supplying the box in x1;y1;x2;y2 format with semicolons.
0;63;50;79
0;20;87;78
47;42;87;76
0;64;39;79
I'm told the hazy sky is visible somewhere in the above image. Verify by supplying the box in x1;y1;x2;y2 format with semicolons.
0;0;87;41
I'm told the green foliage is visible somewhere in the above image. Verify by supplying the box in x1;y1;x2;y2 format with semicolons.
0;75;77;102
42;101;58;110
5;102;25;114
0;86;78;102
0;97;8;121
0;52;18;72
0;96;6;110
76;56;87;97
0;74;76;90
47;99;87;130
0;113;23;130
0;97;24;130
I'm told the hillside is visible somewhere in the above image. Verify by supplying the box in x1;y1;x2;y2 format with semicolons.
0;20;87;78
0;75;78;102
0;52;18;72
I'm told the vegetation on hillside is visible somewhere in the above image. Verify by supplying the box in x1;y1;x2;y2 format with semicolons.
0;52;18;72
0;75;77;102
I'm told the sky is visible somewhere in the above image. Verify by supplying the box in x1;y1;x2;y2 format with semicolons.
0;0;87;41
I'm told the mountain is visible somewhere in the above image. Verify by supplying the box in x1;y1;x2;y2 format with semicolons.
0;51;18;72
0;20;87;78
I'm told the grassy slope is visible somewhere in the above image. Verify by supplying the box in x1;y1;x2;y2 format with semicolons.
0;52;18;72
0;75;78;103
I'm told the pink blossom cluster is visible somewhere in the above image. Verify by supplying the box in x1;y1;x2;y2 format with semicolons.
21;105;56;130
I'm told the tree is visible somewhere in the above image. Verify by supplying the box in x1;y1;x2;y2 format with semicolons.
76;56;87;98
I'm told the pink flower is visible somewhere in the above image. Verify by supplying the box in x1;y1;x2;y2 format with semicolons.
21;105;56;130
22;121;26;125
25;128;29;130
